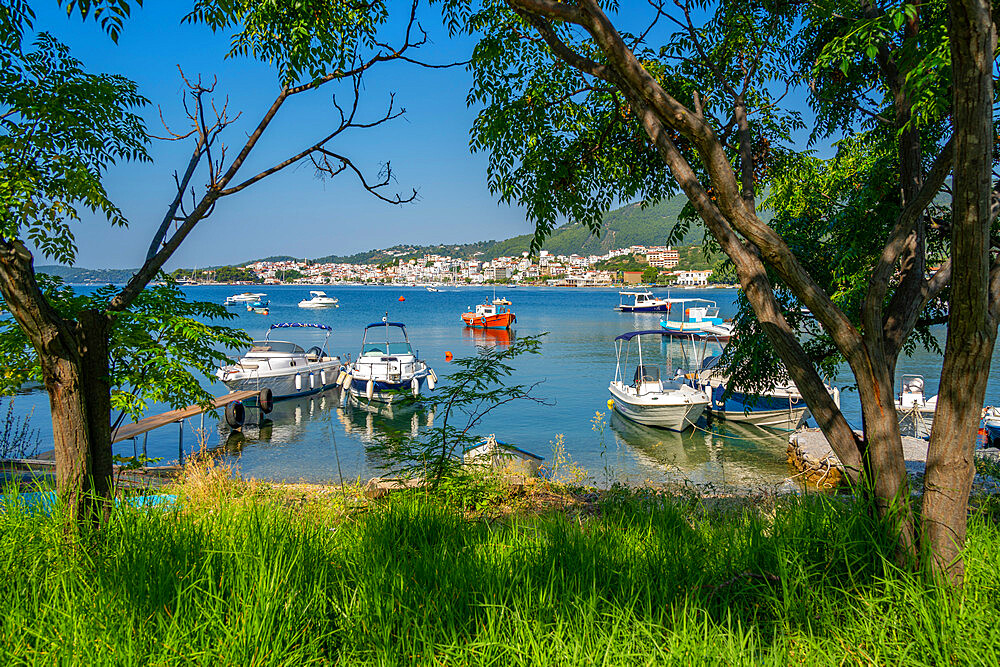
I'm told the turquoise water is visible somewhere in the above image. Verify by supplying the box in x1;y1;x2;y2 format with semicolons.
5;285;999;488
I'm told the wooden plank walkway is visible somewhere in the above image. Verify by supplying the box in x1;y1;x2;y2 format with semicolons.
112;390;259;444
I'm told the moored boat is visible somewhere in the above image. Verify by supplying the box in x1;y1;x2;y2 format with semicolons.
660;298;725;333
608;330;709;431
895;375;937;438
298;290;339;308
617;290;670;312
462;302;516;329
225;292;267;306
216;323;342;399
341;319;436;405
681;333;839;431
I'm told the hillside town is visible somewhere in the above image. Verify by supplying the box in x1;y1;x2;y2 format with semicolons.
194;244;719;286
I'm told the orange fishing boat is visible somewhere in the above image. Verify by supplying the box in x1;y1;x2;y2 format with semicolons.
461;302;516;329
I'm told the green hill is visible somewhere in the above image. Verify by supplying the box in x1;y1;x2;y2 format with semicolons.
305;198;703;265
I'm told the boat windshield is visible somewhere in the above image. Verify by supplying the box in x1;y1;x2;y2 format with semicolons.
362;341;413;356
248;340;304;355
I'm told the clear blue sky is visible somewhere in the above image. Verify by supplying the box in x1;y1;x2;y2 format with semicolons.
31;2;537;269
29;2;815;270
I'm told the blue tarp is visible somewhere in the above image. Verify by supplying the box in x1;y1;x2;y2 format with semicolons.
0;491;178;516
365;322;406;329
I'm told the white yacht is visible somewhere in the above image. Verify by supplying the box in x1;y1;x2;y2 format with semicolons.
216;323;342;399
225;292;267;306
895;375;937;438
341;319;436;405
608;330;709;431
617;290;671;312
298;290;339;308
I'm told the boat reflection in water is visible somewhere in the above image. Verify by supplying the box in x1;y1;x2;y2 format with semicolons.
216;389;343;454
336;393;435;445
462;326;515;348
211;387;438;481
607;411;792;489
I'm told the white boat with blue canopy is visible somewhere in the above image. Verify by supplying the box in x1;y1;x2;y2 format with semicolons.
660;298;730;335
609;330;709;431
342;319;437;405
681;333;840;431
216;323;342;399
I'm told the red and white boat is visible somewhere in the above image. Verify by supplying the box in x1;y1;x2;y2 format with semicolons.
461;302;516;329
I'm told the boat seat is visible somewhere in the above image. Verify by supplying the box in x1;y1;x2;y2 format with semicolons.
633;365;660;384
250;345;271;352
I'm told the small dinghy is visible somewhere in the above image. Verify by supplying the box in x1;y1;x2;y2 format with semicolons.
464;435;543;476
608;330;709;431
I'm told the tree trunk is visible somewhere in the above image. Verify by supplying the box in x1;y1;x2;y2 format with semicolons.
0;241;115;526
921;0;997;586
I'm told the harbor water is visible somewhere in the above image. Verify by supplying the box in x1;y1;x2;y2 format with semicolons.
6;285;999;489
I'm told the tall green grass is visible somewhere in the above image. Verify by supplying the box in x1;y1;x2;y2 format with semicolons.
1;487;999;665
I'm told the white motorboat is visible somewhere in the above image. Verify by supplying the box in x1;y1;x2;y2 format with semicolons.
660;298;727;333
216;323;342;399
298;290;339;308
617;290;671;312
608;330;709;431
426;286;441;292
677;333;839;431
225;292;267;306
895;375;937;438
341;319;437;405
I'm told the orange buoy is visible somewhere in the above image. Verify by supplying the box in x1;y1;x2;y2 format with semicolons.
445;351;453;361
398;295;405;301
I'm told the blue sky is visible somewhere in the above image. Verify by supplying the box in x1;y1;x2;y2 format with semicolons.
31;2;532;269
28;2;815;270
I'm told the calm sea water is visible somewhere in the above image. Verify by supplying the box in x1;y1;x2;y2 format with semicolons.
5;285;999;489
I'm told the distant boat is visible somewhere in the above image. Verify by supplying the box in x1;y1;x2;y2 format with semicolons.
462;302;516;329
426;287;441;292
298;290;339;308
492;296;511;305
225;292;266;306
617;290;670;312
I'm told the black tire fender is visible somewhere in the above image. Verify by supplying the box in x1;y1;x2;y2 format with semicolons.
258;387;274;414
225;401;246;429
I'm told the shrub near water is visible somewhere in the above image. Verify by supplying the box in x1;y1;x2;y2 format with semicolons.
1;488;999;665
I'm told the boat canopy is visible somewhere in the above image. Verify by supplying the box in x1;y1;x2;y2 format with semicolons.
662;298;717;306
616;329;709;341
365;321;406;329
270;323;332;331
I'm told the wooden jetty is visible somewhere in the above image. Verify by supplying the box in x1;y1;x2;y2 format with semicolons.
112;389;260;444
2;390;264;487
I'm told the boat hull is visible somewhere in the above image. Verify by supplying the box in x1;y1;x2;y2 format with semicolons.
608;383;707;431
221;370;340;400
619;304;668;312
462;312;516;329
706;387;810;431
348;375;428;405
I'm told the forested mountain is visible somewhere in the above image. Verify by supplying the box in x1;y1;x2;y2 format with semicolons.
303;198;703;265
